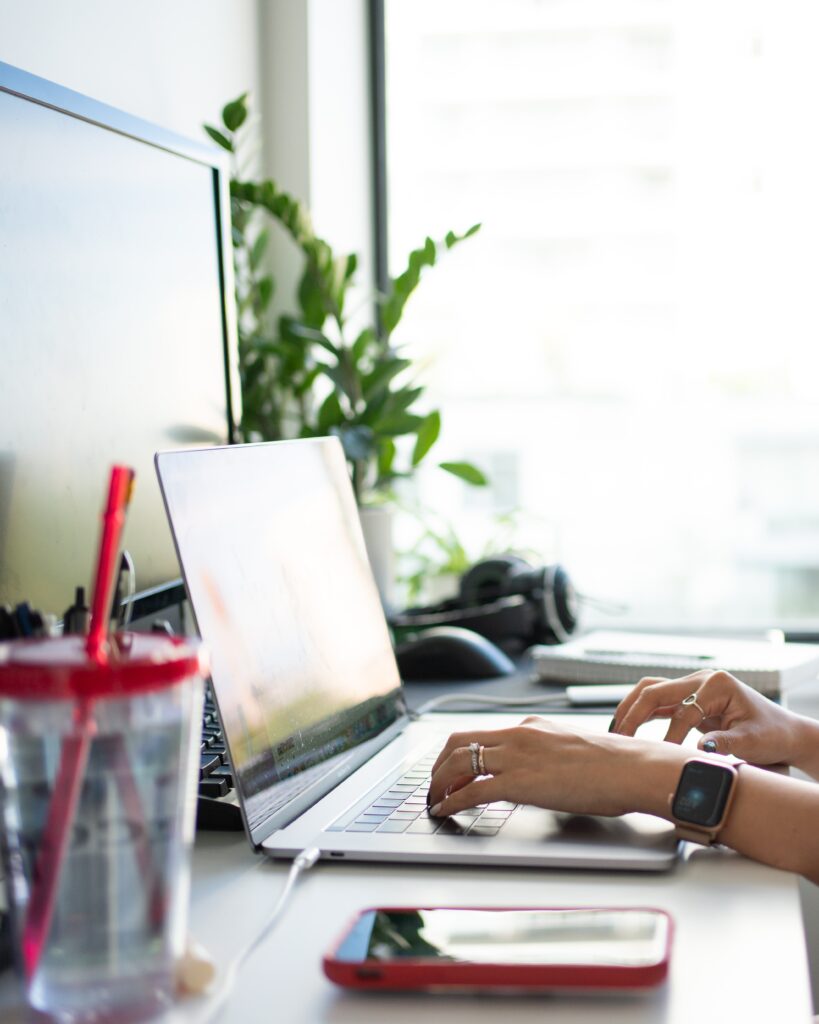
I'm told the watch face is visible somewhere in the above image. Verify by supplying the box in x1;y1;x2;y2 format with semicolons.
672;760;735;828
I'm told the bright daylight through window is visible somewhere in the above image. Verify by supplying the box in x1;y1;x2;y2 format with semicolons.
384;0;819;631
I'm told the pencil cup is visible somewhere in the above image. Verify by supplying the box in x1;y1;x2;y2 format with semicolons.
0;632;207;1021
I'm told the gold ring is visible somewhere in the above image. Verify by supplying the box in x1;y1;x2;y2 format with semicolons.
681;692;707;720
478;745;486;775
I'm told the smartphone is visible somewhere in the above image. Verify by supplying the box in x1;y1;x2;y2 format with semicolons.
323;906;672;993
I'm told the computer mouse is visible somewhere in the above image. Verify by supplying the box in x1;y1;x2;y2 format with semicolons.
394;625;516;681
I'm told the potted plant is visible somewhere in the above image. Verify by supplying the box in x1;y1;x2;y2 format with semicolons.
206;94;486;502
205;95;487;603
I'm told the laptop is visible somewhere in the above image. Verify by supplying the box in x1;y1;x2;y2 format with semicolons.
155;438;679;871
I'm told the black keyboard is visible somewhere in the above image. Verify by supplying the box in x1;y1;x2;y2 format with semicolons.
196;687;243;830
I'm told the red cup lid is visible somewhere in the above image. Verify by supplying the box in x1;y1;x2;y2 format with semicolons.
0;633;208;700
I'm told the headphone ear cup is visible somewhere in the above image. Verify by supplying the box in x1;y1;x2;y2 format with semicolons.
539;564;578;643
397;555;580;651
459;555;532;607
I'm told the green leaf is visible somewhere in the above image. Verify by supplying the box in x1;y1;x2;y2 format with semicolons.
204;125;233;152
323;363;355;403
317;392;343;432
389;222;479;329
351;328;375;367
380;235;440;334
256;275;274;312
412;410;441;466
294;365;322;396
297;268;329;328
279;315;338;356
362;358;411;400
375;412;424;437
222;93;248;132
250;229;269;271
242;339;282;359
377;438;396;479
439;461;488;486
382;385;424;416
344;252;358;283
445;223;482;248
330;255;353;315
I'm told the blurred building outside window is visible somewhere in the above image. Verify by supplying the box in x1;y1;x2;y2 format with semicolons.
384;0;819;632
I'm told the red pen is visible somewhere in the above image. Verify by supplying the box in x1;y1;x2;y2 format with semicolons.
86;465;135;662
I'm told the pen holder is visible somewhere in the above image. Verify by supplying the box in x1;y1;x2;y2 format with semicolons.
0;632;207;1021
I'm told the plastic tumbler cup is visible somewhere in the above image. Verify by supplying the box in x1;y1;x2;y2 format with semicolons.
0;632;207;1021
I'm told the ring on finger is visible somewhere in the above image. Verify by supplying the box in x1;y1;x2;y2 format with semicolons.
478;744;486;775
681;692;707;720
468;741;480;776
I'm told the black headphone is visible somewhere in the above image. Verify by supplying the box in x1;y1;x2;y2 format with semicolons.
390;555;579;652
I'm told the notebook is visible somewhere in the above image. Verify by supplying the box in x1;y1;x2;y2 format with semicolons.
155;438;678;871
530;630;819;698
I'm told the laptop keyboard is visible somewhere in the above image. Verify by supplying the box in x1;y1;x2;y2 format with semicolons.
199;687;233;799
328;750;519;837
199;698;519;837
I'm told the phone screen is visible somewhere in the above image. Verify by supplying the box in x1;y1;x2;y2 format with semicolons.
337;908;669;967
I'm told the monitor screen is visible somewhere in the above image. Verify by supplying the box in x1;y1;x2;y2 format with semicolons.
0;63;239;620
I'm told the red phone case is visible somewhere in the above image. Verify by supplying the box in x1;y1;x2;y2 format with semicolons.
323;905;673;992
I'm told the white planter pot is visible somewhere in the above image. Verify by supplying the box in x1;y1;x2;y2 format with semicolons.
358;506;396;613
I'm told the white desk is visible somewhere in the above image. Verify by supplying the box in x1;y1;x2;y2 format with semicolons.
0;696;815;1022
181;678;819;1022
177;832;811;1023
0;807;811;1024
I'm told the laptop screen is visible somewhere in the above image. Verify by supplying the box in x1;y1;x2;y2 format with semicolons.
155;439;405;839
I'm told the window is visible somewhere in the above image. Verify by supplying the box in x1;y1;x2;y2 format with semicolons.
382;0;819;630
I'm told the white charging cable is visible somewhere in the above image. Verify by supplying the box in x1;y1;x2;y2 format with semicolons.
196;846;321;1022
413;691;569;716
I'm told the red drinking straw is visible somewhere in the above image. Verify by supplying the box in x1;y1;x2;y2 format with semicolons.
22;466;135;982
86;466;135;664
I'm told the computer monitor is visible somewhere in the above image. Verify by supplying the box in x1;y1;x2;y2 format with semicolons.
0;62;240;624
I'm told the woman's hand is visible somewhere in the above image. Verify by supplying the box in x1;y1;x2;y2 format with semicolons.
611;669;819;774
426;705;819;884
427;717;683;819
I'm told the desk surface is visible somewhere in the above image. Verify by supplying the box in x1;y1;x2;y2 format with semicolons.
1;678;816;1022
4;785;812;1021
182;832;810;1023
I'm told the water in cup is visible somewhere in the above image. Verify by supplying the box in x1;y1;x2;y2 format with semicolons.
0;632;206;1021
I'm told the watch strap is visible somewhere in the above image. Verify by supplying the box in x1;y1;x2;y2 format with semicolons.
674;823;721;846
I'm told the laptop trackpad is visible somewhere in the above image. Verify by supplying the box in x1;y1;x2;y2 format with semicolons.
448;806;677;851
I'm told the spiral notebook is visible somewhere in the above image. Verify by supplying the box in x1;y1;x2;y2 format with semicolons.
530;630;819;697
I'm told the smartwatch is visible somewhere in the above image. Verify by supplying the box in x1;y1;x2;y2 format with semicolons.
669;757;743;846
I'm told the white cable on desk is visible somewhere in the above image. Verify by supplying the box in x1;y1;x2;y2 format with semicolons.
199;846;321;1023
413;691;569;716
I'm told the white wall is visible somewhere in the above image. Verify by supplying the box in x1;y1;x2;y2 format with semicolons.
258;0;375;323
0;0;261;142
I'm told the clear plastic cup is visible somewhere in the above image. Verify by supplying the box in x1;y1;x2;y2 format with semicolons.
0;632;206;1021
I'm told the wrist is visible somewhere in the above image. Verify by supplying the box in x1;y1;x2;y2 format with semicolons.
789;713;819;779
614;737;689;819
